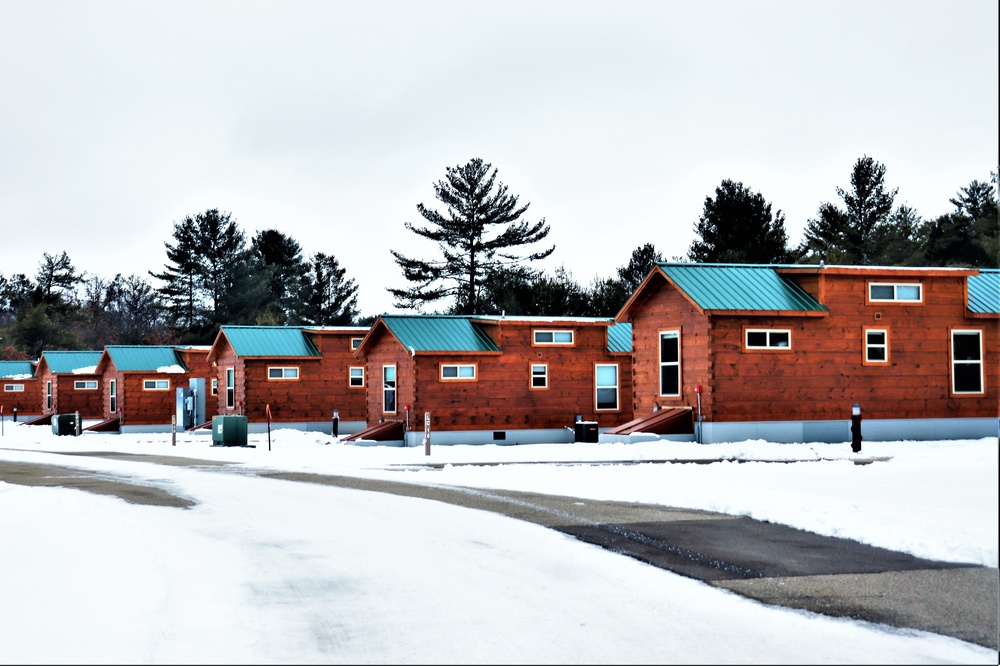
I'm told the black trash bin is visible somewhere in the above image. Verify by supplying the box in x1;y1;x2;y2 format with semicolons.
574;420;599;443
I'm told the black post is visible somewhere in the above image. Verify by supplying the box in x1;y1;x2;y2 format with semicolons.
850;403;862;453
332;409;339;438
12;407;16;422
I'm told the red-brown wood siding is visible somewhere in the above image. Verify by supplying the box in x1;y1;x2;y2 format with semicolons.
34;371;104;418
0;378;40;415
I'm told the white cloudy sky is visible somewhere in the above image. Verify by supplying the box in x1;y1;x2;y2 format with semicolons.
1;0;997;318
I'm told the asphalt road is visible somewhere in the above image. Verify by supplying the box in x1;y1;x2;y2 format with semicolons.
1;450;997;651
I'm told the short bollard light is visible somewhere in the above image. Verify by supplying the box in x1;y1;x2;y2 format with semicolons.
850;403;862;453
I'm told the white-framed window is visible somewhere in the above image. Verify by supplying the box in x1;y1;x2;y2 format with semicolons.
46;381;52;410
349;366;364;388
595;363;619;411
226;368;235;409
4;383;24;391
868;282;922;303
267;366;299;380
351;337;363;350
660;330;680;396
211;378;218;396
745;329;791;349
530;363;548;389
74;380;98;390
143;379;170;390
440;363;476;380
951;329;984;395
383;365;397;413
109;380;117;413
864;328;889;364
533;329;574;345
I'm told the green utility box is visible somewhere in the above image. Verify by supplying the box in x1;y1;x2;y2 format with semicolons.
51;414;80;436
212;415;248;446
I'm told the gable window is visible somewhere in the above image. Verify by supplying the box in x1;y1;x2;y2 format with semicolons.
351;337;363;351
46;381;52;410
864;328;889;364
4;384;24;391
533;330;574;345
595;364;619;411
349;366;364;388
267;366;299;380
211;378;218;396
951;329;984;394
143;379;170;390
440;363;476;380
868;282;922;303
226;368;235;409
660;330;680;396
74;380;98;390
383;365;397;413
745;329;791;349
530;363;548;389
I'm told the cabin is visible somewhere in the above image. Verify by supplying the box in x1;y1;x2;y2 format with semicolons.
352;315;633;445
206;325;370;434
33;350;105;419
93;345;215;433
615;263;1000;444
0;360;39;421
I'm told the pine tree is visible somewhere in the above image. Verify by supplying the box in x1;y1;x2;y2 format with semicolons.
688;180;791;263
294;252;360;325
389;158;554;314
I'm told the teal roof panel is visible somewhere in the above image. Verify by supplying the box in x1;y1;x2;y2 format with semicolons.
0;361;35;379
658;263;827;312
221;326;321;357
607;322;632;353
41;351;103;374
106;346;187;372
968;269;1000;314
380;316;501;352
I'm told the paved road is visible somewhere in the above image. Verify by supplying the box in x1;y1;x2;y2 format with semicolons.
1;451;997;651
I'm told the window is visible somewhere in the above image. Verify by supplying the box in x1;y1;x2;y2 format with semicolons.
530;363;548;389
660;331;680;396
351;337;363;350
951;330;984;394
226;368;235;409
595;364;619;411
46;381;52;410
441;363;476;380
864;328;889;364
267;366;299;380
745;329;791;349
74;380;98;390
349;366;364;388
383;365;396;413
533;329;574;345
143;379;170;390
4;384;24;392
211;378;218;396
868;282;922;303
109;380;117;413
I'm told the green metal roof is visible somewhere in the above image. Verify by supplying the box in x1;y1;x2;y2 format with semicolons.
968;269;1000;314
105;346;187;372
607;322;632;353
657;263;828;312
40;351;103;374
0;361;35;379
220;326;321;357
379;316;501;352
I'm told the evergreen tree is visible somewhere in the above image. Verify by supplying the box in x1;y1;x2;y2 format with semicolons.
151;215;206;339
688;180;791;263
251;229;307;324
389;158;554;314
295;252;360;326
584;243;664;316
875;204;924;265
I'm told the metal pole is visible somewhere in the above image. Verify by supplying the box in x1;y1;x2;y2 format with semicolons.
171;414;176;446
424;411;431;456
696;392;702;444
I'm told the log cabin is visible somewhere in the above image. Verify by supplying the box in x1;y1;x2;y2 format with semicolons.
615;263;1000;444
206;325;370;434
0;360;39;421
352;314;633;445
93;345;215;433
33;350;104;420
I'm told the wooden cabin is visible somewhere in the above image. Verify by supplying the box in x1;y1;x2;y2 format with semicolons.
352;315;633;445
206;325;369;434
93;345;214;433
33;350;104;419
0;360;40;421
616;263;1000;444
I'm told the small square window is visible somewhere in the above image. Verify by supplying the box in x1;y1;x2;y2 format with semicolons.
349;366;364;387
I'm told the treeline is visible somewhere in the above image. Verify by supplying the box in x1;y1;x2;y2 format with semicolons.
1;155;996;359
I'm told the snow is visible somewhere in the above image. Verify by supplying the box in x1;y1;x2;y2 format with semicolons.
0;423;996;664
156;364;186;373
72;365;98;374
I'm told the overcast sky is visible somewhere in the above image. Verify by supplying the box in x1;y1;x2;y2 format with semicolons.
1;0;997;318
